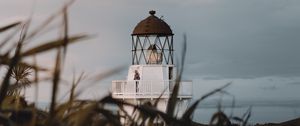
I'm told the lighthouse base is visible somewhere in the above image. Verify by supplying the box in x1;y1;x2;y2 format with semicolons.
119;98;191;125
111;64;193;124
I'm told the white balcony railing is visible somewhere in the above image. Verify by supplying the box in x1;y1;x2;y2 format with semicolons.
112;80;192;99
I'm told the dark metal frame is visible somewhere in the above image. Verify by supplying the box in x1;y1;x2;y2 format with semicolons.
131;35;174;65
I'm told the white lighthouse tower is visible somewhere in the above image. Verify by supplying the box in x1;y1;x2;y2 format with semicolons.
111;10;192;119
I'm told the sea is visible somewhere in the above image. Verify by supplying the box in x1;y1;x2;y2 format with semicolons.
36;100;300;125
193;100;300;124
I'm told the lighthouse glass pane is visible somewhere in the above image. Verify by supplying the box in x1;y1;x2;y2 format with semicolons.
132;35;173;65
146;45;162;64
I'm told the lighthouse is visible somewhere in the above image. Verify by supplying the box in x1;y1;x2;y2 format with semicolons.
111;10;192;118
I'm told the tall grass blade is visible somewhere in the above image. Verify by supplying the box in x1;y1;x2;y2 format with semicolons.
25;0;76;43
209;111;231;126
0;54;48;71
49;49;61;119
182;82;231;121
166;34;187;118
154;88;167;107
101;95;183;125
62;6;69;58
68;72;84;103
242;106;252;126
96;107;122;126
0;21;21;33
0;28;20;49
21;34;90;57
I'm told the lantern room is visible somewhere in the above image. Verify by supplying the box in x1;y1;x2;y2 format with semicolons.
131;10;174;65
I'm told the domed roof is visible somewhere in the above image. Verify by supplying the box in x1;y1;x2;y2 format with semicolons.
132;11;173;36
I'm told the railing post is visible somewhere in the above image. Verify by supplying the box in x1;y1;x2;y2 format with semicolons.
121;81;124;99
169;80;171;97
135;80;137;99
170;80;171;97
134;80;136;97
168;80;169;97
150;81;152;99
166;80;171;96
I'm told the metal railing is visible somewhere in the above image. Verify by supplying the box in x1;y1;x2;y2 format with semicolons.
112;80;192;99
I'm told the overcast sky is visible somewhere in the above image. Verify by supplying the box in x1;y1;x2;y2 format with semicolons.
1;0;300;106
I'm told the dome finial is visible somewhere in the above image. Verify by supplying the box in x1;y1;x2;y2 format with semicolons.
149;10;156;15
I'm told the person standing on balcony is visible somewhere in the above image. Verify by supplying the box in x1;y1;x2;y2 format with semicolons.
134;70;140;93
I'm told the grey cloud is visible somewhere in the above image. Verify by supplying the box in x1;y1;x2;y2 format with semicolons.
287;82;300;86
181;0;300;79
260;85;278;91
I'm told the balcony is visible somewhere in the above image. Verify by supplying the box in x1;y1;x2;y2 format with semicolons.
111;80;192;99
